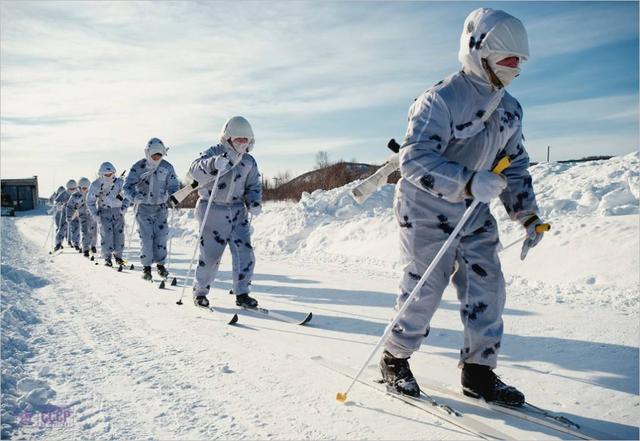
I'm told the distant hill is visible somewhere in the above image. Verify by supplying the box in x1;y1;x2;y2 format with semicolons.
264;161;393;202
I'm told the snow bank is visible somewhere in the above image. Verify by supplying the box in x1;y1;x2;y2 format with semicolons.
1;220;57;438
168;153;639;312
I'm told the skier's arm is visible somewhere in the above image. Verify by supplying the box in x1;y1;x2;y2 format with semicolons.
123;164;143;203
65;195;77;221
498;111;539;223
166;165;180;196
54;191;66;207
400;91;474;203
188;147;218;182
86;182;100;218
244;162;262;209
116;179;130;211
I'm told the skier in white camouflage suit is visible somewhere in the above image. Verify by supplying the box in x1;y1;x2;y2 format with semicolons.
379;8;547;407
87;162;130;267
124;138;180;280
54;179;80;251
66;177;98;258
51;185;68;251
188;116;262;309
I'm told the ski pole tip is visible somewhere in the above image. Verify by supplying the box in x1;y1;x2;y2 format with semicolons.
336;392;347;403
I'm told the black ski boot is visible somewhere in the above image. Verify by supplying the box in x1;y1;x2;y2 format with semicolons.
194;296;209;307
91;246;97;254
157;265;169;278
461;363;525;407
235;293;258;308
75;245;82;252
104;258;113;267
114;256;125;266
142;266;152;281
379;350;421;398
53;243;63;252
83;250;90;258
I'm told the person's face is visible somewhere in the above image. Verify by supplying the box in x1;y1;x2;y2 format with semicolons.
496;56;520;69
104;172;113;179
81;187;89;193
69;187;76;192
151;153;163;161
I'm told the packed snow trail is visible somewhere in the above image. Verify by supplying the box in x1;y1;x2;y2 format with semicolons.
3;209;638;440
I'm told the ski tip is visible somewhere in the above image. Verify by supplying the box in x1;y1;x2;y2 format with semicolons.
300;312;313;325
171;277;177;286
117;265;123;272
129;264;134;270
159;281;165;289
336;392;348;403
229;314;239;325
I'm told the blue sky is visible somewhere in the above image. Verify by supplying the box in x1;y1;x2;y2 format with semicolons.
1;1;638;195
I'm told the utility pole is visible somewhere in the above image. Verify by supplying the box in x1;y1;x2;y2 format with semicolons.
547;146;551;162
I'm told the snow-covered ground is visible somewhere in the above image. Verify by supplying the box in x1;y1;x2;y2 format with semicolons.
2;153;639;439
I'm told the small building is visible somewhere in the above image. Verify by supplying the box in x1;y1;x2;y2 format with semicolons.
1;177;39;211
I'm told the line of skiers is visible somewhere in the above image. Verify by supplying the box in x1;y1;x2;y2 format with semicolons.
50;116;263;309
47;7;549;409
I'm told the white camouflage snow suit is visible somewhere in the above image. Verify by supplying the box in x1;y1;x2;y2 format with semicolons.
52;186;68;246
123;158;179;267
384;9;539;369
66;187;97;253
56;187;79;247
188;142;262;298
87;168;130;261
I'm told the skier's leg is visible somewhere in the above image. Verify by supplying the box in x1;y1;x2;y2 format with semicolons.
452;213;505;369
54;210;67;246
192;203;230;298
89;216;98;249
80;214;91;252
228;207;255;295
136;205;155;267
70;218;81;247
384;199;458;359
100;211;116;260
112;210;126;259
152;204;169;265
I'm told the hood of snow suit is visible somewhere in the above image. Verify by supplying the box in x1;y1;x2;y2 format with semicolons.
458;8;529;88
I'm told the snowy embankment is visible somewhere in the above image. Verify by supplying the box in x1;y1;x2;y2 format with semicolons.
1;153;638;440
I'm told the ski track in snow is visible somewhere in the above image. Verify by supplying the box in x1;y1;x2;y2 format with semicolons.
2;154;639;440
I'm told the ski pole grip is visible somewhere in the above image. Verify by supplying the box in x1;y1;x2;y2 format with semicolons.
492;156;512;174
535;223;551;233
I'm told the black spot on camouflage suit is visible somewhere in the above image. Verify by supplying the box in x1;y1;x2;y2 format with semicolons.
420;175;435;190
456;122;473;131
199;260;205;267
212;230;226;246
481;347;495;358
512;191;530;212
463;302;488;321
437;214;454;234
399;215;412;228
429;134;442;142
471;264;488;278
218;182;227;190
408;272;421;281
475;110;485;118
